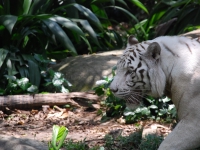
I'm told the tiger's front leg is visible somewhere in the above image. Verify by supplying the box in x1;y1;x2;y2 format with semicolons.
158;115;200;150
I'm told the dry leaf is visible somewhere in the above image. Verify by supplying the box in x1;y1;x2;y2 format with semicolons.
31;109;39;115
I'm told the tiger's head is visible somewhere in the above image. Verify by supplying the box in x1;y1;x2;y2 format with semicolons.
110;35;166;109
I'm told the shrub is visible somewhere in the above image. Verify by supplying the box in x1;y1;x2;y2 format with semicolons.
0;0;148;94
130;0;200;41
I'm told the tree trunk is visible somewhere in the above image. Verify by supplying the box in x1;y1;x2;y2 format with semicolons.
0;92;99;110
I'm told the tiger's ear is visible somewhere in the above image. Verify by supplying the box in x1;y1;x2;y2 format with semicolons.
142;42;165;98
145;42;161;61
127;35;139;46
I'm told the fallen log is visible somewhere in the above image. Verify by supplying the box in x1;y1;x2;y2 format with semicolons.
0;92;100;110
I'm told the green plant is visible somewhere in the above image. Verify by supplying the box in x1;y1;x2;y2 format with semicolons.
93;68;126;117
139;134;163;150
63;139;101;150
124;96;177;123
0;0;103;90
130;0;200;41
0;0;150;94
103;129;164;150
76;0;149;44
104;129;142;150
0;77;38;95
49;125;69;150
41;69;72;93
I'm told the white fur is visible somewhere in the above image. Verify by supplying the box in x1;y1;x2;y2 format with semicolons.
110;36;200;150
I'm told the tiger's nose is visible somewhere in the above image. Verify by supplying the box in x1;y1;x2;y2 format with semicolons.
110;87;118;93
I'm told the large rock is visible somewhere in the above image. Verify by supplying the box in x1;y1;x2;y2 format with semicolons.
52;50;123;92
52;29;200;92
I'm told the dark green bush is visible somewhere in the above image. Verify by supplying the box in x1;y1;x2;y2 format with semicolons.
0;0;148;94
131;0;200;41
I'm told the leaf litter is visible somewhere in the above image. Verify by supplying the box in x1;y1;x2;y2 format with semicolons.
0;99;172;148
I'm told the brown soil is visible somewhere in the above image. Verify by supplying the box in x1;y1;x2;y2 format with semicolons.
0;100;172;148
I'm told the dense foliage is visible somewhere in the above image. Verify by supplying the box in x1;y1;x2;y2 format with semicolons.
0;0;200;95
0;0;147;94
131;0;200;41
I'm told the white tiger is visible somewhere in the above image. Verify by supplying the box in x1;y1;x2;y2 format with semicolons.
110;35;200;150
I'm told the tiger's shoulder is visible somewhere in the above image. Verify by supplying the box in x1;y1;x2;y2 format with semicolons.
151;36;200;57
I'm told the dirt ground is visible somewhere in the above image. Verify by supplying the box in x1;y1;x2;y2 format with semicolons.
0;100;172;148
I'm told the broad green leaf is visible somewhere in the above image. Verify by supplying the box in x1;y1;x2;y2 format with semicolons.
158;109;167;116
74;19;100;47
23;36;29;48
16;65;29;77
73;3;103;31
34;54;50;63
43;19;77;55
80;35;92;53
63;0;79;18
27;85;38;93
22;54;41;86
140;107;150;115
64;78;72;87
52;3;103;31
0;48;9;68
91;4;111;28
170;0;192;7
130;0;149;14
39;0;54;14
124;111;135;116
0;15;17;34
8;82;17;88
161;1;177;5
160;7;178;23
16;77;29;91
114;105;121;110
168;104;175;111
4;75;16;81
116;0;129;7
161;97;171;103
174;8;199;34
28;60;40;86
23;0;32;15
148;105;158;109
147;10;166;31
99;147;105;150
60;85;69;93
107;6;147;39
28;0;46;14
52;72;64;87
51;125;68;149
56;126;68;141
124;107;136;116
149;2;167;18
6;58;18;83
6;59;12;75
51;125;59;149
49;15;85;43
